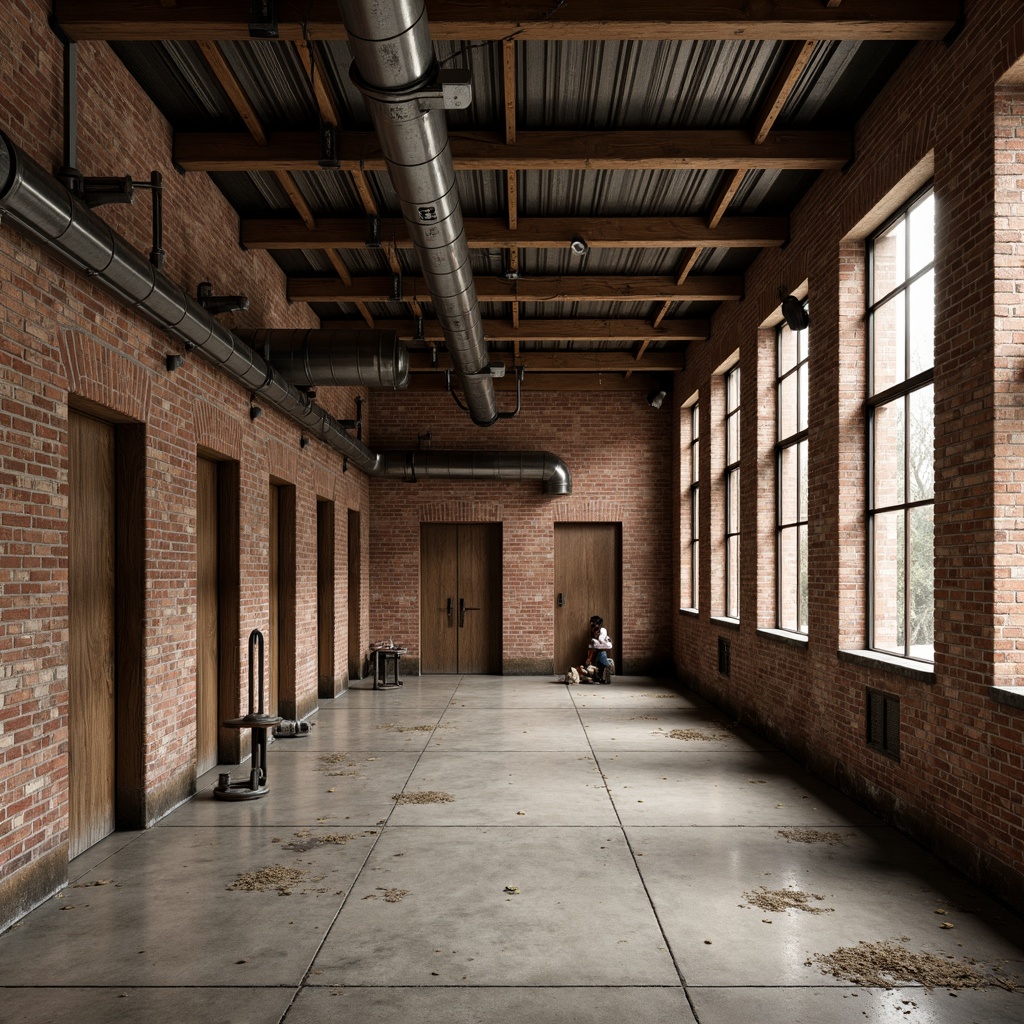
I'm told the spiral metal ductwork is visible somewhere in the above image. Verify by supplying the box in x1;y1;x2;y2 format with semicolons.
0;131;570;494
376;451;572;496
339;0;499;427
236;328;409;388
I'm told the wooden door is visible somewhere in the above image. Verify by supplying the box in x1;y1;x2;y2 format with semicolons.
268;485;280;715
68;411;117;857
347;509;361;679
554;523;622;675
196;457;219;774
457;525;501;673
421;524;459;673
317;499;335;696
421;524;501;673
268;483;295;719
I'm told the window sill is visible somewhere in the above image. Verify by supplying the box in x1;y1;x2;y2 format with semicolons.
838;648;934;683
710;615;740;631
679;606;699;618
757;627;808;649
991;685;1024;711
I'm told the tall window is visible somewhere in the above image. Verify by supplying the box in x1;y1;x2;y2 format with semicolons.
683;401;699;609
777;312;808;633
867;188;934;662
724;366;741;619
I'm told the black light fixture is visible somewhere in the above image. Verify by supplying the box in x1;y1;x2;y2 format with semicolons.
570;236;589;256
165;353;184;372
647;389;667;410
197;282;250;315
780;292;809;331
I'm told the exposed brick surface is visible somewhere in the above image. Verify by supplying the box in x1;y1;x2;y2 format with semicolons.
0;0;368;927
673;0;1024;910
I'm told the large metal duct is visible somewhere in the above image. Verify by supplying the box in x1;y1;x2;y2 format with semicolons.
236;328;409;388
0;131;570;494
339;0;499;427
376;451;572;496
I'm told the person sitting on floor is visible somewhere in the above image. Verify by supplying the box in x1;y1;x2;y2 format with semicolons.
579;615;613;683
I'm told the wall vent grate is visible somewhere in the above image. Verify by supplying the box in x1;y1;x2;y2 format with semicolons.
718;637;731;676
866;688;900;760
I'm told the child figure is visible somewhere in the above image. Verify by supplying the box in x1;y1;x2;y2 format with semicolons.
579;615;613;683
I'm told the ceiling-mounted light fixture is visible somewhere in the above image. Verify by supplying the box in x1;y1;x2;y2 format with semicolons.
779;291;809;331
570;236;589;256
646;389;667;410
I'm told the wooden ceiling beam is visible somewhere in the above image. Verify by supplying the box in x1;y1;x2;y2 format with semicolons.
52;1;961;43
405;373;655;393
293;274;741;303
321;317;708;342
752;40;818;144
241;215;789;250
174;129;851;173
408;351;685;372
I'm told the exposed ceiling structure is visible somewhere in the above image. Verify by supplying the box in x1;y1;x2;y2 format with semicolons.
51;2;960;398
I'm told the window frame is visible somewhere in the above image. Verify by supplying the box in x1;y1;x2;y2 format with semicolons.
775;311;809;634
688;402;700;610
866;184;935;663
724;365;741;620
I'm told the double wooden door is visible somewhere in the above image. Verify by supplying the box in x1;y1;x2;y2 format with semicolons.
420;524;501;674
553;523;622;675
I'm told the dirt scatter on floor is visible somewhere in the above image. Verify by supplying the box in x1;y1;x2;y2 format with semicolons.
777;827;848;845
662;727;731;741
809;939;1019;991
393;791;455;804
744;887;833;914
227;865;308;894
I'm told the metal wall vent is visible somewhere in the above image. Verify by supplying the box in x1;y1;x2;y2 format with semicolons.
866;688;900;760
718;637;731;676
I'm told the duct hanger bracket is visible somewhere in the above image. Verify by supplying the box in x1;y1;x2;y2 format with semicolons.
350;66;473;113
248;0;278;38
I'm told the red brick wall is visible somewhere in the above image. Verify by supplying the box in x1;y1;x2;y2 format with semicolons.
673;0;1024;911
368;389;674;675
0;0;368;928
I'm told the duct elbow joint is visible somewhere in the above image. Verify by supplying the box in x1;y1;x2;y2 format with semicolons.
542;459;572;496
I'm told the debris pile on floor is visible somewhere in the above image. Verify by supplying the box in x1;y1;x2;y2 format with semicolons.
777;827;848;845
393;791;454;804
809;939;1019;990
378;723;441;733
743;887;833;914
275;830;377;852
662;727;731;741
227;865;307;895
364;888;410;903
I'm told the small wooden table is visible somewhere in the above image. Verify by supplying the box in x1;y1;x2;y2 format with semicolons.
372;646;406;689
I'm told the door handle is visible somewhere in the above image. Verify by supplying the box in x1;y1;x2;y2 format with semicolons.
557;592;564;607
458;598;482;627
446;597;453;627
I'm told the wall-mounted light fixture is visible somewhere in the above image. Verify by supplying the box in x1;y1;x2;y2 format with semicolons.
779;291;809;331
197;282;250;315
165;353;184;372
299;436;310;448
249;404;263;420
646;389;667;410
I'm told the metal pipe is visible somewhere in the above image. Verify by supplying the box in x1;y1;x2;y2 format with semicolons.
339;0;498;426
0;131;570;493
376;450;571;496
236;328;409;388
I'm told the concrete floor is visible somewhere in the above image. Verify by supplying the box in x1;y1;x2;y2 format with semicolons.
1;675;1022;1023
